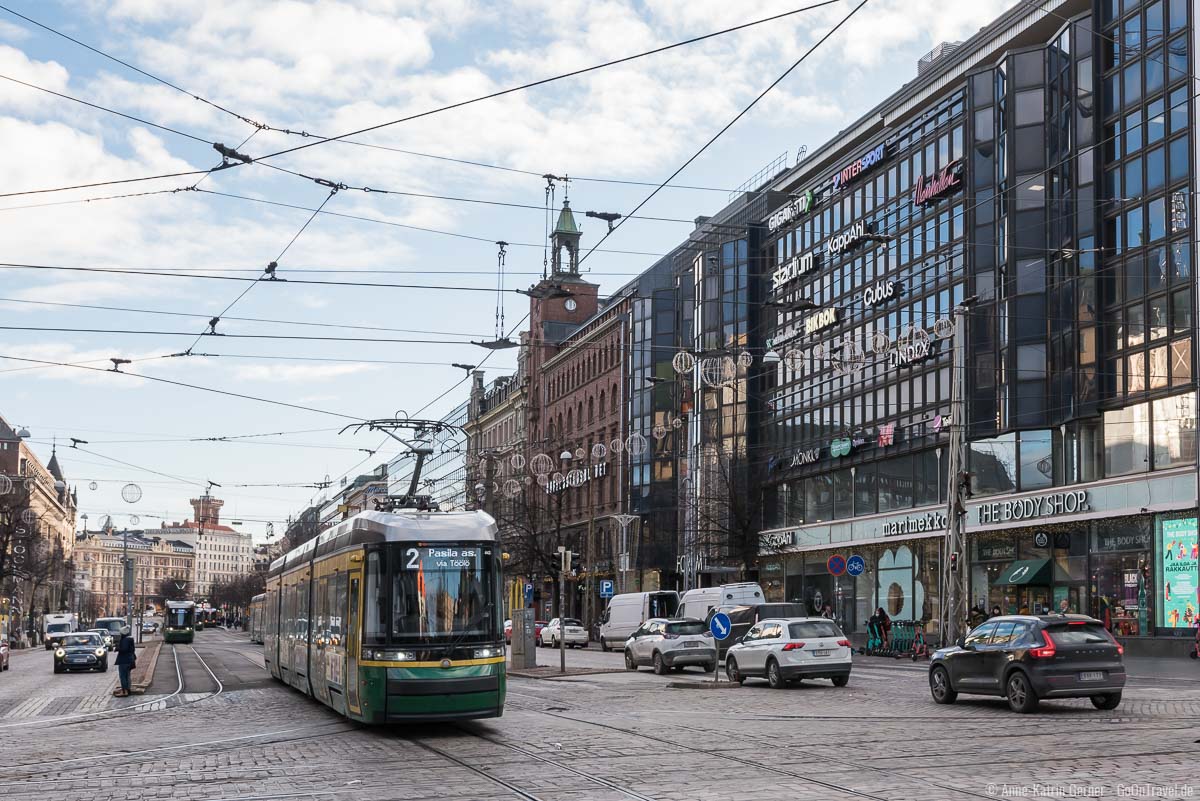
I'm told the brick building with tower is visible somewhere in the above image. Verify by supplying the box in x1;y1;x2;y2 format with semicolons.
157;494;252;600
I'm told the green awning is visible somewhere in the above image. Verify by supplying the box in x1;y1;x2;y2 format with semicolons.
997;558;1052;585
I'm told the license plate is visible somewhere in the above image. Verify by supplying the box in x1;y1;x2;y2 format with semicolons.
684;641;702;648
1079;671;1105;682
812;649;834;657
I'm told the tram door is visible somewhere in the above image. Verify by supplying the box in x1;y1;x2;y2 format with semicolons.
346;570;361;716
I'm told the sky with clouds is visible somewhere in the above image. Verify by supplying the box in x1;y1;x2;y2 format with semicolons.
0;0;1014;542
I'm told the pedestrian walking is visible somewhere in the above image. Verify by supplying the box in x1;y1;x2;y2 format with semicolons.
114;625;137;697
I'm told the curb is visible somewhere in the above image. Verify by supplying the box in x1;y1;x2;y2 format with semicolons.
131;641;162;691
666;681;741;689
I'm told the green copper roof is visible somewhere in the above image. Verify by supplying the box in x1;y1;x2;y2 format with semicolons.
554;200;579;236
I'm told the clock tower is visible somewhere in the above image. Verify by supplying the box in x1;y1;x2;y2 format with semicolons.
524;198;600;446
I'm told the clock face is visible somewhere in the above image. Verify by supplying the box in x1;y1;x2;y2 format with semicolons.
565;298;577;311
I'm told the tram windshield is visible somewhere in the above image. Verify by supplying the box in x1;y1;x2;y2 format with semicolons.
167;607;194;628
387;544;498;643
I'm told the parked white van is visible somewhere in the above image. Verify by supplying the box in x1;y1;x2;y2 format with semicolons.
677;582;766;621
598;591;679;651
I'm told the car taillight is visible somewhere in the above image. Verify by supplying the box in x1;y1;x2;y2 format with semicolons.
1029;630;1057;659
782;642;806;651
663;632;678;639
837;639;851;647
1103;629;1124;656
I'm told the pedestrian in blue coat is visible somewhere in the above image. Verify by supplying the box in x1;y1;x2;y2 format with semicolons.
114;626;136;697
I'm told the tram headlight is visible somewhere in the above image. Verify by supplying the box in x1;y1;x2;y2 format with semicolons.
365;650;416;661
473;647;501;659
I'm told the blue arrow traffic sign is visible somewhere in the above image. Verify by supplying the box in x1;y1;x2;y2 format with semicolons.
846;554;866;577
709;611;732;640
599;579;614;598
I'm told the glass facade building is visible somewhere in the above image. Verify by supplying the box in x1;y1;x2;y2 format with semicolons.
756;0;1198;652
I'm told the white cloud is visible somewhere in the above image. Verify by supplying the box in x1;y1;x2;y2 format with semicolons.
0;45;71;114
8;278;167;305
0;19;31;42
232;362;378;382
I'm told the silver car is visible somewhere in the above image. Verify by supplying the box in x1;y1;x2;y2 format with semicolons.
725;617;853;689
624;618;716;675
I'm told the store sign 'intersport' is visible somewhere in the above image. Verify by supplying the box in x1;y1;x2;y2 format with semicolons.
768;189;816;232
977;489;1091;525
804;307;839;336
881;511;948;537
826;221;870;256
831;142;887;191
771;251;817;290
912;160;964;206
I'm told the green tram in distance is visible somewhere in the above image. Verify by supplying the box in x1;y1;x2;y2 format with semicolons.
164;600;196;644
249;593;266;644
264;508;505;724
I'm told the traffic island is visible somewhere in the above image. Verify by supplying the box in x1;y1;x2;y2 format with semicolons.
508;665;627;679
130;641;162;693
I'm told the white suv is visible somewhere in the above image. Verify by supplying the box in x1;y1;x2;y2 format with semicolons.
725;617;852;689
540;618;588;648
624;618;716;675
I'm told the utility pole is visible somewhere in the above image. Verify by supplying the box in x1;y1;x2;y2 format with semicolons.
558;546;567;674
942;304;971;645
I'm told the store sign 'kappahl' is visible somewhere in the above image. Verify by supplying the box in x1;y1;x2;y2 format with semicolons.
976;490;1091;525
881;511;948;537
768;190;817;232
771;251;818;290
826;221;871;256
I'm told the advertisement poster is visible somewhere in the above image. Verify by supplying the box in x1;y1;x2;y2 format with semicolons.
1157;517;1199;628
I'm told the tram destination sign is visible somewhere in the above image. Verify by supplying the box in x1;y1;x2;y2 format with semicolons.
403;545;483;570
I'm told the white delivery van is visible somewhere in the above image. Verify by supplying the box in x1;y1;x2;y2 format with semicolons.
598;591;679;651
43;612;78;650
677;582;765;621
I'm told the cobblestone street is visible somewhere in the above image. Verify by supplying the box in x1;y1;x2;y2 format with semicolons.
1;628;1197;801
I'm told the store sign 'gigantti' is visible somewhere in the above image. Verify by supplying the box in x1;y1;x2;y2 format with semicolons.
912;160;963;206
768;190;817;232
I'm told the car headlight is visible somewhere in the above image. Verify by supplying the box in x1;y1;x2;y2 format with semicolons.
474;646;502;659
55;649;65;658
95;649;106;657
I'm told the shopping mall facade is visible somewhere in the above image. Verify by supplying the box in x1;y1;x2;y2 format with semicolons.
754;0;1198;655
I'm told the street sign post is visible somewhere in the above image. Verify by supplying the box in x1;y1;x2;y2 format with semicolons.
709;612;732;685
846;554;866;577
599;579;614;599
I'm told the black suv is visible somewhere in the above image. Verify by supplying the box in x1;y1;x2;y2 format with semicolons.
928;614;1126;713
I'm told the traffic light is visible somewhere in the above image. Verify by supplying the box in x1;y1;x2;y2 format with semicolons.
570;552;582;576
949;551;959;572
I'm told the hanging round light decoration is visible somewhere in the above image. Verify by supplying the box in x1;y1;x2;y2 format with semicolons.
671;351;696;374
551;472;564;485
524;476;533;486
626;432;648;456
609;438;624;454
530;453;554;476
870;331;892;354
536;474;549;487
20;508;38;525
784;349;803;373
0;475;12;495
504;479;521;498
671;417;683;429
934;317;955;339
736;349;754;369
591;443;607;460
129;515;141;526
574;446;586;461
120;483;143;504
510;453;526;472
88;481;98;491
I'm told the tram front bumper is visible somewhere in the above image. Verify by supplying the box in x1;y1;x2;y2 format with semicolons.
383;664;505;722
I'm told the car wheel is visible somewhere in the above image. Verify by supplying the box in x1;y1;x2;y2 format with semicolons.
767;659;785;689
624;650;637;671
99;661;108;673
832;674;849;687
53;664;63;674
704;662;716;673
929;666;957;704
1091;693;1121;710
652;652;667;675
1006;671;1039;713
729;658;747;684
600;637;609;652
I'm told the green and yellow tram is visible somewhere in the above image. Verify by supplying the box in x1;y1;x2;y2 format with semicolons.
264;508;505;723
164;600;196;644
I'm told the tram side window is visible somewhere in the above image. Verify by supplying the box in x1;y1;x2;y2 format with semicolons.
315;576;329;645
332;572;346;645
365;551;387;645
298;577;310;643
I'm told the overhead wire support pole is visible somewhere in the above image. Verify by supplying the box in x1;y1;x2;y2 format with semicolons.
942;300;973;646
338;418;464;506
